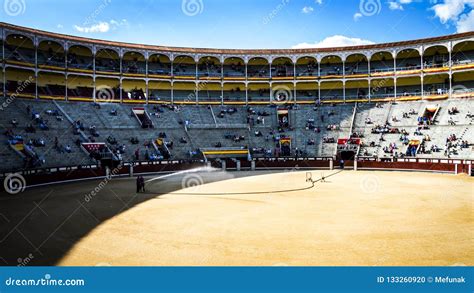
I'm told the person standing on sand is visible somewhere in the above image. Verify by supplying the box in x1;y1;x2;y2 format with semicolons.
136;176;142;193
139;176;146;193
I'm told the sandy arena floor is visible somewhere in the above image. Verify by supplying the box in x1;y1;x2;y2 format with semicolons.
58;170;474;266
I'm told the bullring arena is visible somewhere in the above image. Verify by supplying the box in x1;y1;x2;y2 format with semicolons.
0;169;472;266
0;23;473;266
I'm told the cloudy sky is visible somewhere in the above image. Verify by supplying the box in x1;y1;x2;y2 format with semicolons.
1;0;473;49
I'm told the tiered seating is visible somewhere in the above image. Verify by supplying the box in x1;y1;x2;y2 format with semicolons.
1;97;473;173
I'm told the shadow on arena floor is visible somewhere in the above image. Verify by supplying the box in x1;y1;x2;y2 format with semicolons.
0;170;274;266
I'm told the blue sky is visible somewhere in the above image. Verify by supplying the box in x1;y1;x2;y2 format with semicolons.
1;0;473;49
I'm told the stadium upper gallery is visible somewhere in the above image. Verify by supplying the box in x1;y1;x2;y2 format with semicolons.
0;0;473;271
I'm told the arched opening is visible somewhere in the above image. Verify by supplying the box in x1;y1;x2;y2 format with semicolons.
320;55;343;77
248;57;269;79
396;48;421;72
295;56;317;78
223;82;245;103
370;78;394;99
149;54;172;76
452;41;474;66
198;56;221;78
149;81;172;102
198;82;222;103
123;51;146;75
67;45;93;71
67;74;94;101
5;34;35;65
320;80;343;101
346;80;369;101
423;45;449;69
122;79;146;102
271;57;293;78
396;76;421;98
370;51;394;74
452;71;474;97
345;54;368;75
37;72;66;100
296;82;317;102
223;57;245;78
37;40;65;69
173;55;196;78
95;48;120;73
173;81;196;103
247;82;270;102
423;73;449;96
5;68;36;98
95;77;120;102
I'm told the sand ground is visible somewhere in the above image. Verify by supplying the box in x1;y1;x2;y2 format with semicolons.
58;170;474;266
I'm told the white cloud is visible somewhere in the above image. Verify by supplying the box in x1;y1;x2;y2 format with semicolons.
292;35;375;49
74;19;129;33
315;0;323;4
302;6;314;14
353;12;363;21
456;8;474;31
432;0;471;23
431;0;474;32
389;1;404;10
57;24;63;29
388;0;414;10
